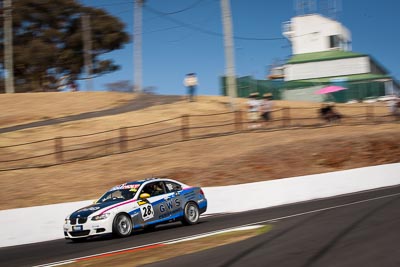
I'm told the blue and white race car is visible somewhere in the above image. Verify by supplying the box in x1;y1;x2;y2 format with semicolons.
64;178;207;241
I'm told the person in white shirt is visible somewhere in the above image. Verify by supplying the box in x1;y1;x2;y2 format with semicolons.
184;73;198;102
388;98;399;116
247;92;260;123
260;93;274;122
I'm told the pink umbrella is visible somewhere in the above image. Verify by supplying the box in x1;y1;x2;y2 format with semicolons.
315;85;347;95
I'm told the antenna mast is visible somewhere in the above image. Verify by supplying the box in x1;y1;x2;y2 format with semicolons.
295;0;316;15
320;0;342;20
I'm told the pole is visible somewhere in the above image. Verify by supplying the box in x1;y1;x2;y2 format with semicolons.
221;0;237;109
54;137;63;163
181;114;189;141
134;0;143;93
234;110;243;131
4;0;15;93
119;127;128;152
82;14;93;91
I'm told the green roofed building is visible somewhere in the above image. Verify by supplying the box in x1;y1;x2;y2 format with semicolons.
222;14;399;103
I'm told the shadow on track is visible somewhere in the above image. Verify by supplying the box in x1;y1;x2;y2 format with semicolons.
300;195;400;267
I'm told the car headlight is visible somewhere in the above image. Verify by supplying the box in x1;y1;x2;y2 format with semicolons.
91;213;110;221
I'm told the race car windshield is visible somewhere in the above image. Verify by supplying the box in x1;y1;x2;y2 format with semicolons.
97;189;136;203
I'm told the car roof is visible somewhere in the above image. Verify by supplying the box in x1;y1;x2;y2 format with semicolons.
108;178;188;192
128;177;164;184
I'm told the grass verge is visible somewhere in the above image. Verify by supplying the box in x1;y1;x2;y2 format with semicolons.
64;225;272;267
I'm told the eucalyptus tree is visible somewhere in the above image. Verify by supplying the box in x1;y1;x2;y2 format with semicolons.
0;0;130;92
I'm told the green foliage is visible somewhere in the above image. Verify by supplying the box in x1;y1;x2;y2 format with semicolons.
0;0;130;92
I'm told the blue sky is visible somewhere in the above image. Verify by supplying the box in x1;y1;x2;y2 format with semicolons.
80;0;400;95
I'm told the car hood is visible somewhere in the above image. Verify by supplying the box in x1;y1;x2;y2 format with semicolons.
69;201;122;219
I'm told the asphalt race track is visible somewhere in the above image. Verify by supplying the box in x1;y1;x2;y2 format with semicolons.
1;185;399;267
147;186;400;267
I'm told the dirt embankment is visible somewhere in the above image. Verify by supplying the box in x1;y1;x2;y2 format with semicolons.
0;93;399;210
164;125;400;186
0;124;398;210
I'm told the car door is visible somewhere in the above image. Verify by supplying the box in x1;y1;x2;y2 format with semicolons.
161;181;184;220
136;181;168;226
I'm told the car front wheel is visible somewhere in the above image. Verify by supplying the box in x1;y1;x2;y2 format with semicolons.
182;202;200;225
113;213;133;237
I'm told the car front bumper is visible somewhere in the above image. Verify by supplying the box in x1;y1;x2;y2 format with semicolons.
64;217;113;239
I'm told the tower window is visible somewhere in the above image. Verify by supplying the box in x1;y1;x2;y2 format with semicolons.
329;35;340;48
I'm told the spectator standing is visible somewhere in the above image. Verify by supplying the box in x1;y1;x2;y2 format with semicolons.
184;73;198;102
388;97;400;117
247;92;260;127
260;93;274;122
319;103;341;123
69;81;79;92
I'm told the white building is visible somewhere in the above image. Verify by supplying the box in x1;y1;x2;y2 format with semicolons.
276;14;399;101
229;13;399;102
283;14;351;55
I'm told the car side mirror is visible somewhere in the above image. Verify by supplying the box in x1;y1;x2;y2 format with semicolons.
139;193;150;199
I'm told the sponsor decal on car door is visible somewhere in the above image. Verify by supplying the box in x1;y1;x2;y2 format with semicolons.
158;192;183;220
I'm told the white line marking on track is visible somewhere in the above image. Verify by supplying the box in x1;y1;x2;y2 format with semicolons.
165;225;264;244
242;192;400;227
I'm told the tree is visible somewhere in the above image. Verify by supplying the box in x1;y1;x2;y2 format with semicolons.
0;0;130;92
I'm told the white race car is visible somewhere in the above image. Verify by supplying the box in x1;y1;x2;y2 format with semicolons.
64;178;207;241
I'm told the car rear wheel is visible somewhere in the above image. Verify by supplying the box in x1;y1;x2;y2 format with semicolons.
113;214;133;237
182;202;200;225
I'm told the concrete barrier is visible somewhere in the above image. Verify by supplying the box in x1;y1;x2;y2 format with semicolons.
1;163;399;248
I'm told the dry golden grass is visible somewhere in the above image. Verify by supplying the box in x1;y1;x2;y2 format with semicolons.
63;226;271;267
0;95;233;144
0;92;399;210
0;95;390;144
0;92;135;128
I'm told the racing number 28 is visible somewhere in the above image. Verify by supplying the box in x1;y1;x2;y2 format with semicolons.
141;204;154;221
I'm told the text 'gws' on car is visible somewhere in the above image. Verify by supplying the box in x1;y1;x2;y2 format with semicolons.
64;178;207;241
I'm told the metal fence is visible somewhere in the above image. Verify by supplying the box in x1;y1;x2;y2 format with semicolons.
0;105;398;171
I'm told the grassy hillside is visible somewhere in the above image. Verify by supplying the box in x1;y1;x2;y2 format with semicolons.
0;92;136;128
0;92;399;210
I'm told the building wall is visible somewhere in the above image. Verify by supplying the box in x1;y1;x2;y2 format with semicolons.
282;85;325;102
285;57;370;81
284;14;351;55
369;60;387;75
221;76;391;103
